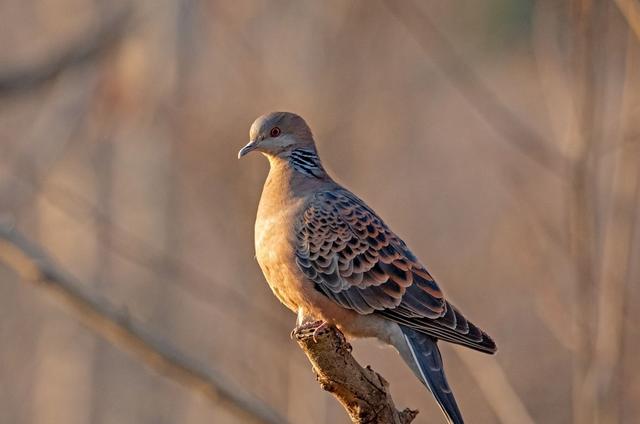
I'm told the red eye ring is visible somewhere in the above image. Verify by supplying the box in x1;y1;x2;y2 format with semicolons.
270;127;281;137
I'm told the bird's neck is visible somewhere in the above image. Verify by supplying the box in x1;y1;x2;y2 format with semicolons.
268;148;326;179
288;148;326;178
262;149;333;206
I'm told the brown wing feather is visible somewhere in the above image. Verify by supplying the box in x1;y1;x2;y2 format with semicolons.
295;189;496;354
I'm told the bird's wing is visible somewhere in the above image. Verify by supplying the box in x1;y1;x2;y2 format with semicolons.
295;189;496;354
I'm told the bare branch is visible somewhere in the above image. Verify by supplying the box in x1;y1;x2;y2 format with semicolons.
293;325;417;424
382;0;569;178
0;167;290;334
589;30;640;424
0;224;287;424
614;0;640;42
0;5;131;96
567;2;600;421
453;349;535;424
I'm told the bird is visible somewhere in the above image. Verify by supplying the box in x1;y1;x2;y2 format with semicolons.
238;111;496;424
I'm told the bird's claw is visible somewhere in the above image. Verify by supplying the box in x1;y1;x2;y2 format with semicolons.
311;321;329;342
291;320;329;342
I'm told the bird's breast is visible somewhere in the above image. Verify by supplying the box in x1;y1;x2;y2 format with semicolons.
254;193;308;311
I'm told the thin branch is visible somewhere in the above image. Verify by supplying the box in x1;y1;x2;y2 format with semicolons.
453;349;535;424
0;167;290;334
0;4;131;96
567;2;600;422
0;224;287;424
614;0;640;42
589;29;640;424
382;0;569;178
293;325;417;424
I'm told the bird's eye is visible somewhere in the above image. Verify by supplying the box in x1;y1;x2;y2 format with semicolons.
270;127;281;137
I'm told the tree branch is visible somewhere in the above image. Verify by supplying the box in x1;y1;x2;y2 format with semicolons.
0;223;287;424
614;0;640;42
293;324;417;424
0;4;131;96
382;0;570;178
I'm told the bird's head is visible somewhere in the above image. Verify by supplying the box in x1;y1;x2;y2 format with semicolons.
238;111;315;159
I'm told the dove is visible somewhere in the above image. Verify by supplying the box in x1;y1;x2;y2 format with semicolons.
239;111;496;424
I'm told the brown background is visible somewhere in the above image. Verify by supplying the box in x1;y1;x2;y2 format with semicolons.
1;1;639;423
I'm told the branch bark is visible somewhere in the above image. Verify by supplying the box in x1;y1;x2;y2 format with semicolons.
0;224;286;424
293;324;417;424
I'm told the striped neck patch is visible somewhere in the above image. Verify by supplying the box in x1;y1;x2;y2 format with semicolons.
289;148;324;178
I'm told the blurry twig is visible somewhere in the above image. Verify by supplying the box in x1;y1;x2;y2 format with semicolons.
453;349;536;424
505;177;575;352
0;224;287;424
0;133;289;334
619;138;640;417
380;4;552;419
293;325;417;424
531;1;575;156
589;31;640;424
2;170;291;336
567;2;600;422
614;0;640;41
0;77;94;211
589;144;639;423
382;0;569;178
594;131;640;158
533;293;575;352
0;5;131;96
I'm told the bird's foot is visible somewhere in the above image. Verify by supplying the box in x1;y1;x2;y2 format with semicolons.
311;321;330;342
291;320;330;342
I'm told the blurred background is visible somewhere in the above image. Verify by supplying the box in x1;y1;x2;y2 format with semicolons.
0;0;639;423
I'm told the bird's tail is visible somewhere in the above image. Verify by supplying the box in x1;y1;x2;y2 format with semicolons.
399;325;464;424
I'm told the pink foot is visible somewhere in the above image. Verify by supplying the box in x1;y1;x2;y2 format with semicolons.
312;321;330;343
291;320;330;342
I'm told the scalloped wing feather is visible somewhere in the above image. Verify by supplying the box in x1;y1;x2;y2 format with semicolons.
295;190;496;354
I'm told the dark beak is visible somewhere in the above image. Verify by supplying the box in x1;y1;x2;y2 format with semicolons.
238;140;258;158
